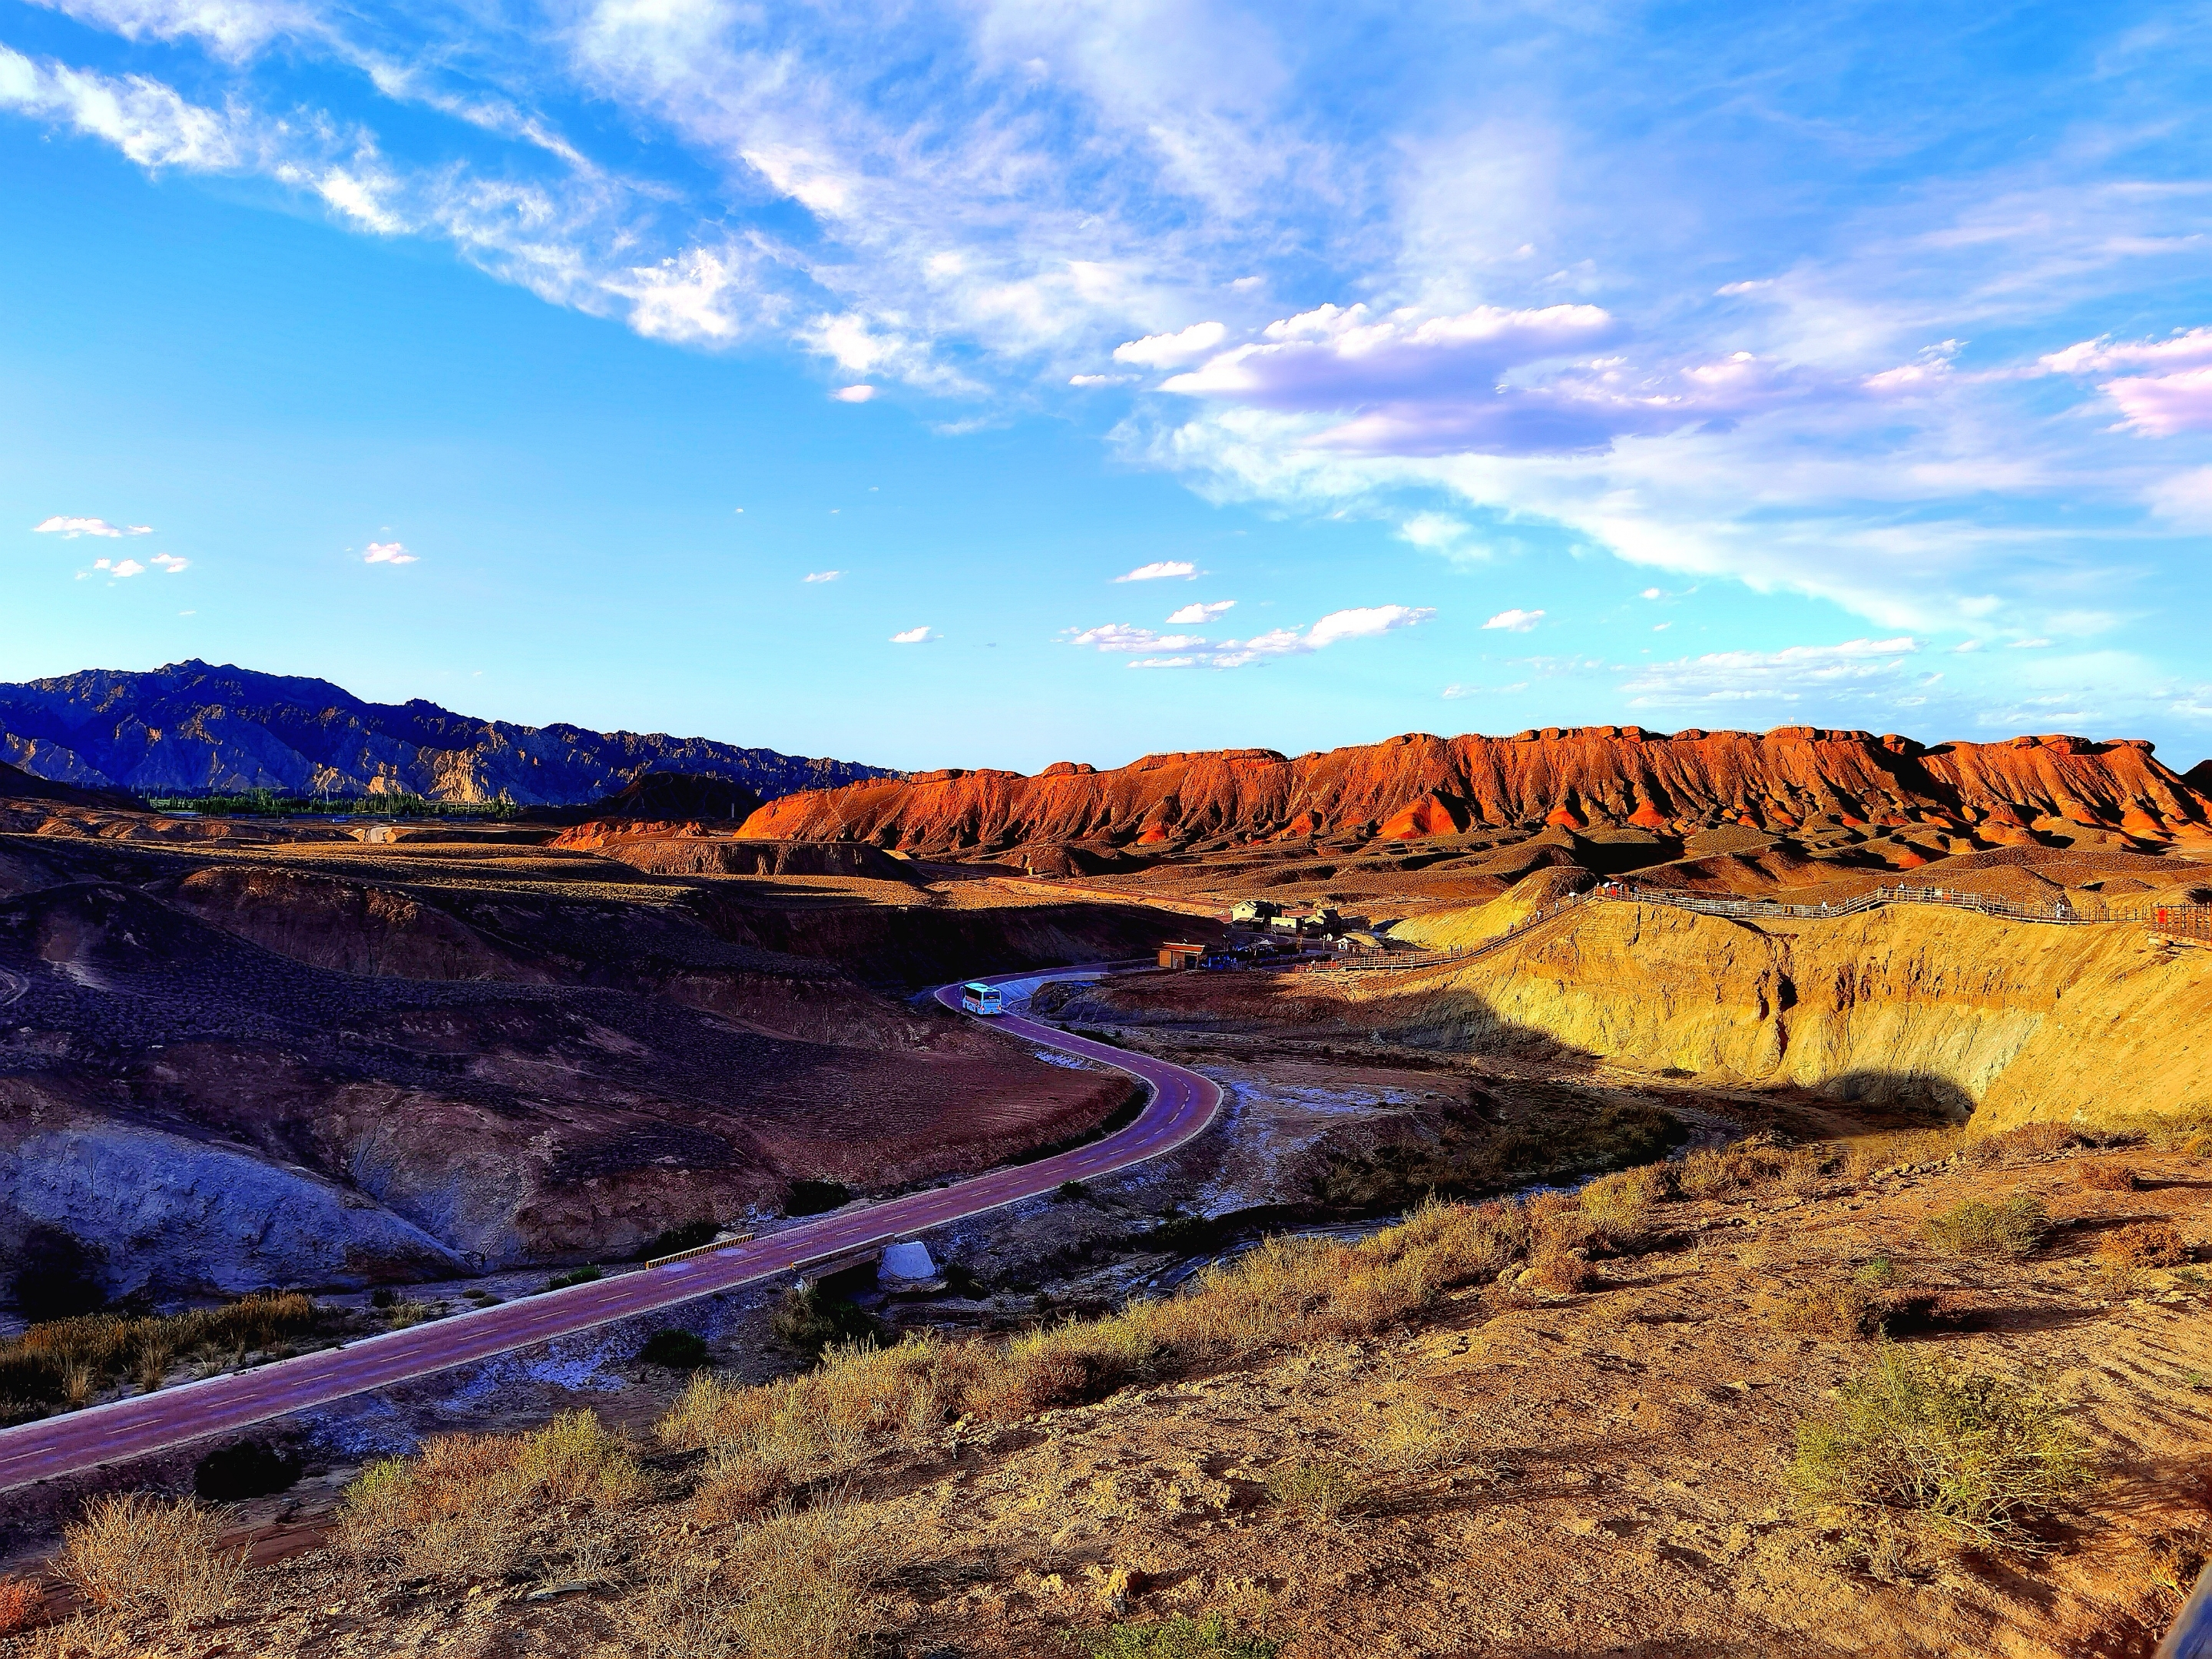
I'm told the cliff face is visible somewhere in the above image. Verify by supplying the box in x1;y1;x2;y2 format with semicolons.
0;661;893;806
742;726;2212;853
1366;902;2212;1132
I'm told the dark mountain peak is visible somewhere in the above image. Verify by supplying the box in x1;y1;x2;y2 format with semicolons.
0;664;896;807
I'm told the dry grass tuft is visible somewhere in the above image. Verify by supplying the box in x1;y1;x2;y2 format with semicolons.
2078;1161;2141;1191
1263;1459;1362;1522
2098;1221;2188;1270
1922;1194;2050;1258
58;1494;243;1628
1369;1399;1472;1474
619;1490;889;1659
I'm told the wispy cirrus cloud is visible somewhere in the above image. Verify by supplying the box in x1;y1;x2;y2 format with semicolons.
1072;603;1435;670
35;515;150;538
1112;561;1198;581
1621;637;1921;706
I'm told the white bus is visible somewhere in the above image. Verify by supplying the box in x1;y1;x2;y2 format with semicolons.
960;982;1004;1015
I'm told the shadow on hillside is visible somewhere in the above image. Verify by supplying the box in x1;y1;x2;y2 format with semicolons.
1812;1069;1977;1123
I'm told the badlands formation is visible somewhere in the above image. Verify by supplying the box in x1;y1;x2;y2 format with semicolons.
3;717;2210;1659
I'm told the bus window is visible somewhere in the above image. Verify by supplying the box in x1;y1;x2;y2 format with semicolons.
961;982;1003;1015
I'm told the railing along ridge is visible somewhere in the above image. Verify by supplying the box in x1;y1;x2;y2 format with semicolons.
1304;886;2204;975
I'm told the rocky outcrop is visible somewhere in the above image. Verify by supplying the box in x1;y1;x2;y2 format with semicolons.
0;661;893;806
0;1120;469;1298
588;772;763;823
548;831;924;882
742;727;2212;855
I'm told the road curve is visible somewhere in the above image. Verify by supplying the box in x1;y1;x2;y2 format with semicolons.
0;965;1219;1494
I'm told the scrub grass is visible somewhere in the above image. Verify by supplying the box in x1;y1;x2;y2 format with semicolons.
57;1495;244;1628
1922;1195;2050;1259
1789;1346;2088;1550
0;1293;318;1424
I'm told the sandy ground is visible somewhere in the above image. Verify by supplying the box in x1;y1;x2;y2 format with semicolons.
8;1139;2204;1657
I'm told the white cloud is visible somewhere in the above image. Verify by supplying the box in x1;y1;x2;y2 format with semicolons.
1305;604;1434;647
831;384;876;402
1621;637;1919;705
803;569;843;582
1113;560;1198;581
363;541;416;564
91;557;148;577
1128;655;1199;669
2008;637;2053;648
35;515;151;538
1482;608;1545;631
151;552;189;572
1068;374;1115;386
1639;588;1662;599
2099;366;2212;437
1067;623;1210;652
1165;600;1234;624
1113;320;1227;369
889;625;933;643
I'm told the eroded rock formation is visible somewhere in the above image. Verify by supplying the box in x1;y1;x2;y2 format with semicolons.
743;727;2212;855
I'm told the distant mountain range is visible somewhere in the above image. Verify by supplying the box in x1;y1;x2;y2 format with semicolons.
0;661;896;806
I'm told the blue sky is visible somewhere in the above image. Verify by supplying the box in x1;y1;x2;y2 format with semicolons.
4;1;2212;774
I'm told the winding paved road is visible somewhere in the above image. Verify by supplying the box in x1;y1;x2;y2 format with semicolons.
0;965;1219;1494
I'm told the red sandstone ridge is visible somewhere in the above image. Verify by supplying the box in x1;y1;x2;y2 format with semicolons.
738;727;2212;856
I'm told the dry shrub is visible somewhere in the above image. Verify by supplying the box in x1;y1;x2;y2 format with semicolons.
1977;1122;2078;1158
1677;1134;1799;1200
1572;1165;1670;1253
338;1410;645;1584
1773;1280;1887;1341
1525;1243;1594;1294
1922;1194;2050;1258
621;1491;888;1659
1790;1346;2087;1549
2078;1162;2141;1192
691;1449;792;1525
2098;1221;2188;1269
58;1494;243;1627
0;1578;41;1637
2107;1109;2212;1158
1263;1459;1361;1521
